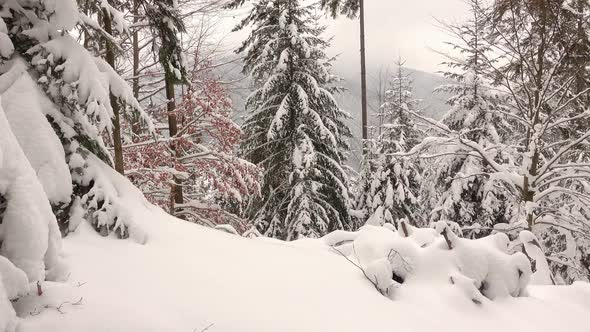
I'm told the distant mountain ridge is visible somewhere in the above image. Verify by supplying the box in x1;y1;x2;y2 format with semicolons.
223;60;453;169
333;64;453;167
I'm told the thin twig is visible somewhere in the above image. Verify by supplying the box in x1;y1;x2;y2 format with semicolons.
29;297;84;316
331;245;383;295
194;323;214;332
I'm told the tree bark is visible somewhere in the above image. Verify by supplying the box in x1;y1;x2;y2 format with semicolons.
131;0;141;141
523;0;548;230
574;0;588;101
359;0;368;150
166;79;184;206
102;6;125;175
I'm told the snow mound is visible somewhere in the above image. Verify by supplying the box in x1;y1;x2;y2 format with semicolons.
323;221;531;302
13;210;590;332
0;255;29;300
0;277;17;332
519;230;554;285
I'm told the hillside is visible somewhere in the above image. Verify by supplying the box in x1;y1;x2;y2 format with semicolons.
12;204;590;332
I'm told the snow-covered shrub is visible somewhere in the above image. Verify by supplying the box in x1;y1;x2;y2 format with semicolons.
355;62;424;228
323;221;533;303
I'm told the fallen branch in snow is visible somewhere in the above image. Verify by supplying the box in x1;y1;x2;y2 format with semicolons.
36;281;43;296
546;256;590;279
331;244;386;296
29;297;84;316
194;323;214;332
517;243;537;273
440;227;453;250
399;220;409;237
387;249;414;275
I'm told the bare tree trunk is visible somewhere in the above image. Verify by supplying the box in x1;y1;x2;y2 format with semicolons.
359;0;368;151
102;5;125;175
131;0;141;141
575;0;588;99
523;0;548;230
166;79;184;207
376;67;386;137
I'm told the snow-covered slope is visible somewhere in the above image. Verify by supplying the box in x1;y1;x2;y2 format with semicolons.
11;207;590;332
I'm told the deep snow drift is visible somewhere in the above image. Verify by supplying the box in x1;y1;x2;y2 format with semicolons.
6;204;590;332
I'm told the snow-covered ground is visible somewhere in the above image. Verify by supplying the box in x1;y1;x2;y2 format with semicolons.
10;205;590;332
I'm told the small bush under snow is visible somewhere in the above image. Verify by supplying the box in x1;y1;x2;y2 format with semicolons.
322;220;534;303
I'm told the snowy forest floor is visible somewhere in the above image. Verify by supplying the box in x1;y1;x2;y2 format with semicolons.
10;205;590;332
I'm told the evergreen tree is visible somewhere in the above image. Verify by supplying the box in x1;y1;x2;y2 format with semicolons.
355;60;423;227
319;0;359;17
232;0;353;240
422;0;515;236
2;0;152;237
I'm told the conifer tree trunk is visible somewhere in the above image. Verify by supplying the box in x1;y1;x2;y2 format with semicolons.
166;79;184;207
575;0;587;99
359;0;368;148
102;6;125;175
131;0;141;141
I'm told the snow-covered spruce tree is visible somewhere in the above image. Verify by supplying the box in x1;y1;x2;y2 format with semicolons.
352;136;378;227
230;0;353;240
0;100;68;328
1;0;152;240
421;0;516;237
355;60;423;227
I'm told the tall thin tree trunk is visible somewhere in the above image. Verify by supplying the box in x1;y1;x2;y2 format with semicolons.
575;0;587;99
523;0;548;230
359;0;368;151
166;79;184;208
131;0;141;141
377;67;385;137
102;6;125;175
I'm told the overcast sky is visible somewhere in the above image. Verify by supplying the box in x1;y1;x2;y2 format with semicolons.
327;0;469;74
221;0;470;74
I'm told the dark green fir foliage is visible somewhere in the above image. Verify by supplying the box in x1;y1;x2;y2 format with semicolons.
233;0;353;240
421;0;514;236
